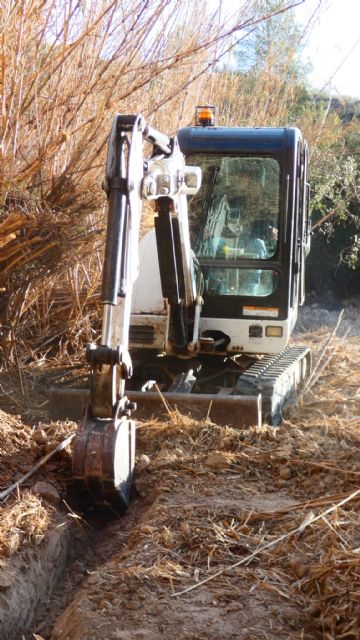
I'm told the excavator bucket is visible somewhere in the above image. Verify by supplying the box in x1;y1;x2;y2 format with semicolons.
71;411;136;511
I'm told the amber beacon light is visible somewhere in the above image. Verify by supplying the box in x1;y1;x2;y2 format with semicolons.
195;105;216;127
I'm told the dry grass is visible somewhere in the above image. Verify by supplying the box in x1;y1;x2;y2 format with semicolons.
0;398;74;559
0;0;321;366
0;491;53;557
0;0;253;358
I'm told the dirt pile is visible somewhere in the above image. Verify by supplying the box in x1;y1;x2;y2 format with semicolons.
50;333;360;640
0;410;58;555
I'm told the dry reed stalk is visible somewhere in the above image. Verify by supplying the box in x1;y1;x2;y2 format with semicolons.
0;0;320;366
170;484;360;598
0;0;278;363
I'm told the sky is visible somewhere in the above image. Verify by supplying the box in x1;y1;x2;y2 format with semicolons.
294;0;360;98
213;0;360;99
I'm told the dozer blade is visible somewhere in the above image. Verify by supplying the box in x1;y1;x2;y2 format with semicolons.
125;390;261;428
72;410;135;511
46;386;261;428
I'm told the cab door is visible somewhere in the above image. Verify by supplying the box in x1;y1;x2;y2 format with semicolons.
299;141;310;305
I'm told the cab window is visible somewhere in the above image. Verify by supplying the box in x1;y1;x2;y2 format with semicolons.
188;155;281;261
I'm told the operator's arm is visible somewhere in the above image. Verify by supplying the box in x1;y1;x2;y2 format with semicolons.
222;237;267;259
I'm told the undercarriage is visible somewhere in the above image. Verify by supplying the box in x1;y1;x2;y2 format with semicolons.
44;344;310;508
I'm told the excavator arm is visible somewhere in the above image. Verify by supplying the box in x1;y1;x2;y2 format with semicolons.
72;114;201;509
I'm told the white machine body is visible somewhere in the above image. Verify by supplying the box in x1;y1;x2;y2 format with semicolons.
130;229;297;355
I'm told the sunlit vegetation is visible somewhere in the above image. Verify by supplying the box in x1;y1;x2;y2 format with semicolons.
0;0;359;362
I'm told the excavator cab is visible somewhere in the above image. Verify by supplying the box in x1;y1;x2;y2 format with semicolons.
178;116;311;355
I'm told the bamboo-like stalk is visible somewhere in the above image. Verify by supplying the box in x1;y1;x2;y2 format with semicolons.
0;0;324;364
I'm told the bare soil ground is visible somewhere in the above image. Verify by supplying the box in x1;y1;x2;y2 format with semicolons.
1;323;360;640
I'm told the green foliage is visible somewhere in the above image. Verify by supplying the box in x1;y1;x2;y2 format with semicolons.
305;101;360;290
234;0;307;83
311;153;359;226
232;0;360;290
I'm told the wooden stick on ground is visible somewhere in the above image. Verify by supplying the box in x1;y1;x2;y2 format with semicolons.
302;309;344;394
0;432;76;502
305;327;351;394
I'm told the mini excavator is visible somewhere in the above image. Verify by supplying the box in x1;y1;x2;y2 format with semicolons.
70;106;311;510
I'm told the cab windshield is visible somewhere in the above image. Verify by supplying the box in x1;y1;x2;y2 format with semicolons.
187;154;281;297
188;154;280;259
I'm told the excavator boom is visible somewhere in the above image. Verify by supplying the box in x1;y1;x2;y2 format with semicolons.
71;113;203;508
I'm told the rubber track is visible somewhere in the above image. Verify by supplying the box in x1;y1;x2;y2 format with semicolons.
234;345;311;425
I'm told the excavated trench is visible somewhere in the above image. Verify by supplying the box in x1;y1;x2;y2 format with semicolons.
0;520;68;640
24;501;147;640
0;477;148;640
0;395;148;640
